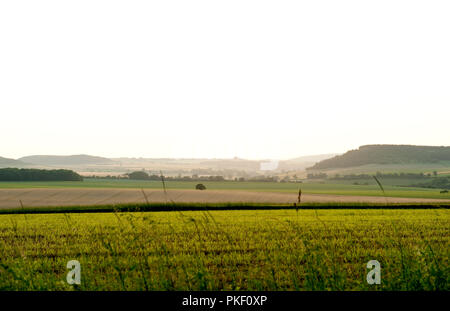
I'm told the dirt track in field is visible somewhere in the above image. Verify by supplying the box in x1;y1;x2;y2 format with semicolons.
0;188;448;209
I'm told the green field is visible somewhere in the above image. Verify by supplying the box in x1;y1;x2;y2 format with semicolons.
0;209;448;290
0;179;449;200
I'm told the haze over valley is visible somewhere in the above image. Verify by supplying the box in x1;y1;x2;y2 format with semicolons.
2;145;449;182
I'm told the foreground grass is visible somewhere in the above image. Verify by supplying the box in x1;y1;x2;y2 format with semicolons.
0;179;449;199
0;202;448;215
0;209;448;290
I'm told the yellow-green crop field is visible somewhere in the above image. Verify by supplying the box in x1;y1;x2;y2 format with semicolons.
0;209;448;290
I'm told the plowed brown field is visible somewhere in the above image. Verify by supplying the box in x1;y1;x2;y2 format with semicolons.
0;188;448;209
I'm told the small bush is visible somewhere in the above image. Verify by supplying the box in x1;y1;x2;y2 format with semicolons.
195;183;206;190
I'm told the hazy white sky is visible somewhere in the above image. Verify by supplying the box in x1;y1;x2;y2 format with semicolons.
1;1;449;160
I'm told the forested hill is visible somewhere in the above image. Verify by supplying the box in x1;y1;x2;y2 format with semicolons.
308;145;450;170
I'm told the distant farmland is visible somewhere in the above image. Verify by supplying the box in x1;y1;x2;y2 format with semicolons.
0;179;449;209
0;188;449;210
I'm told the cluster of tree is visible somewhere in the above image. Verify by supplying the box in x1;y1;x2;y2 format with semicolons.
0;168;83;181
307;173;328;179
308;145;450;170
330;172;430;180
411;177;450;190
127;171;152;180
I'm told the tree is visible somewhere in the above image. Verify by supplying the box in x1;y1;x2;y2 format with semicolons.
195;183;206;190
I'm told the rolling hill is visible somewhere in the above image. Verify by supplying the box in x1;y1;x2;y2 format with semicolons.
308;145;450;170
19;155;115;166
278;154;338;171
0;157;29;168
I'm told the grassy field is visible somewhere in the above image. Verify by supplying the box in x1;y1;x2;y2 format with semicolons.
0;209;448;290
0;179;449;200
0;202;448;215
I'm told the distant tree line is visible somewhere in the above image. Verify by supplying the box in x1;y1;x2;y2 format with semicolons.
0;168;83;181
244;176;279;182
85;169;273;181
191;168;250;178
411;177;450;190
330;172;430;180
126;171;226;182
124;171;280;182
307;173;328;179
85;175;129;179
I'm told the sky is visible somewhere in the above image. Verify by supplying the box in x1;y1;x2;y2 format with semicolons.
1;0;449;160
